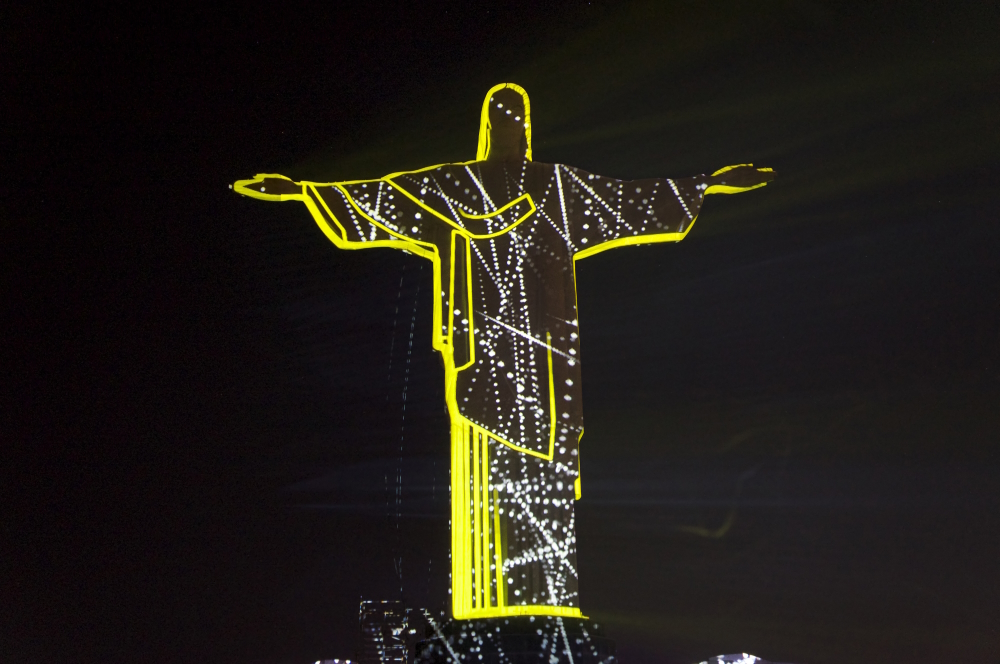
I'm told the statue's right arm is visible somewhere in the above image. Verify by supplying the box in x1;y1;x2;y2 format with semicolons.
233;173;437;255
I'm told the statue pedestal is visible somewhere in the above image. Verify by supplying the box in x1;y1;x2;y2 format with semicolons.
415;615;616;664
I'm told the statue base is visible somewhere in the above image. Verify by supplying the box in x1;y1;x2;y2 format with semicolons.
415;615;616;664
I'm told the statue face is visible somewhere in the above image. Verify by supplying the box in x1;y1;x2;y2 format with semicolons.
486;88;528;160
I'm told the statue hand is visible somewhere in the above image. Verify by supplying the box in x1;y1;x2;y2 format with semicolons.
706;164;774;194
232;173;303;200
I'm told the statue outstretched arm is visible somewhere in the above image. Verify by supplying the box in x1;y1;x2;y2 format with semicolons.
559;164;774;259
233;173;439;257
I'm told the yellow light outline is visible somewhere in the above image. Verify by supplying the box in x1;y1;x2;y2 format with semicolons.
459;193;534;220
233;88;769;621
387;181;537;239
454;422;470;614
481;434;491;608
477;82;532;162
473;428;483;609
492;484;505;606
546;332;558;456
574;429;584;501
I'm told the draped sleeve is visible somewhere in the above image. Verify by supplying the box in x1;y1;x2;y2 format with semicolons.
301;178;439;249
553;163;772;258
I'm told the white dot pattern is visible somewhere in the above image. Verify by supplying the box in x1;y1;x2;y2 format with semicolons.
304;161;709;454
298;159;712;611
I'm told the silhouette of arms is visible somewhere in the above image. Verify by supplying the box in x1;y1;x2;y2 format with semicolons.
557;164;774;259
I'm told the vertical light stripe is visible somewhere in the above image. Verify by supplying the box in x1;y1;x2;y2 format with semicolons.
554;166;573;245
463;423;472;614
465;165;497;212
452;420;471;618
481;435;492;608
450;421;458;616
447;231;457;347
473;427;482;609
493;486;505;607
546;332;557;454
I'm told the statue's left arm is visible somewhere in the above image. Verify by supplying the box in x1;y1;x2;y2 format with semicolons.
558;164;774;259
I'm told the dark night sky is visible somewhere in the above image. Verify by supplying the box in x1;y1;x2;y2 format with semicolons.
3;1;999;663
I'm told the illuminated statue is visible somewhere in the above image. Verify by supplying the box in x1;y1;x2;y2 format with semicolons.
234;83;773;620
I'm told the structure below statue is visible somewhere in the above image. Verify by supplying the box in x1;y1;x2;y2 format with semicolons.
337;599;795;664
415;615;615;664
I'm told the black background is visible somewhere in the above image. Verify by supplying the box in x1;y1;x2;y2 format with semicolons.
4;1;999;663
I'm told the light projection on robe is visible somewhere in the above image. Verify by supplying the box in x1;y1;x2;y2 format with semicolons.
234;83;774;620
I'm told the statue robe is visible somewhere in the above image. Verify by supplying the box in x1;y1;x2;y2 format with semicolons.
243;158;722;618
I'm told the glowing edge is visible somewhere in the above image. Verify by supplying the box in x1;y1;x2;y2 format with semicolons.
477;82;532;162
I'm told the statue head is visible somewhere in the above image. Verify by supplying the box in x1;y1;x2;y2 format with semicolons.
477;83;532;162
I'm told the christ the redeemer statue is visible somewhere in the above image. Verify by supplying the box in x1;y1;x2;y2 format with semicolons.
234;83;773;620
